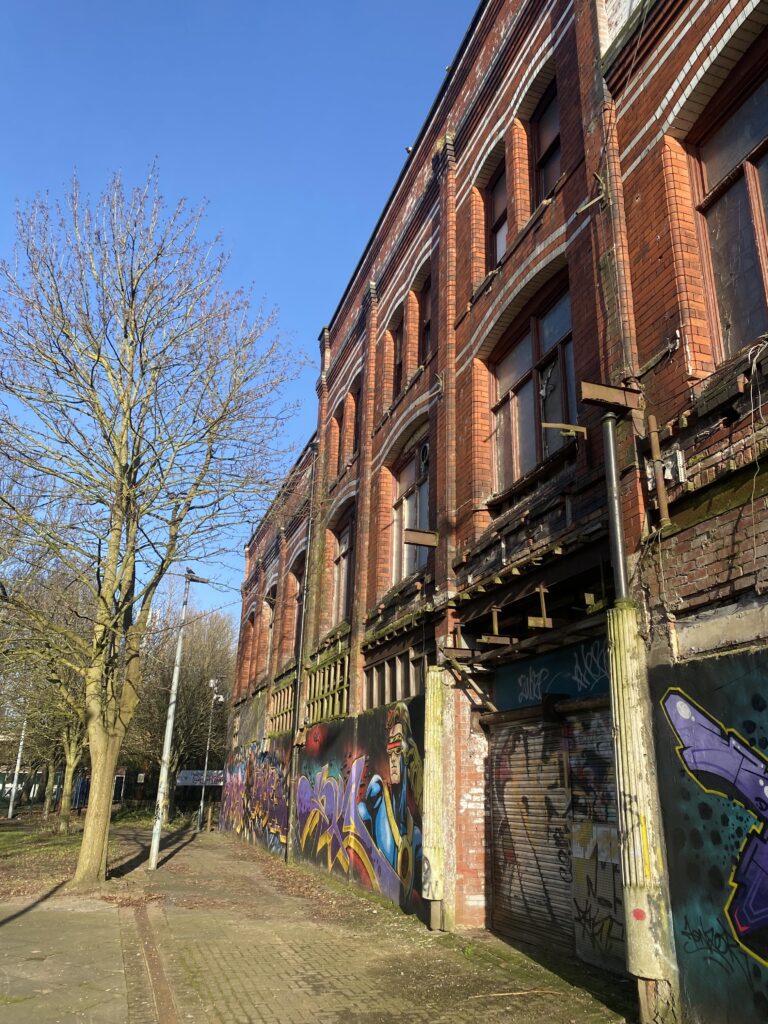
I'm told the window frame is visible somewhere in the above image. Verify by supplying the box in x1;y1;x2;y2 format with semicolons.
392;319;404;397
418;276;432;365
531;82;561;206
491;283;575;493
334;401;346;477
392;440;430;584
332;518;354;626
351;386;362;457
688;63;768;363
486;163;508;270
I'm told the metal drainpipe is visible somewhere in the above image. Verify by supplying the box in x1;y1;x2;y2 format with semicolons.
602;411;628;600
286;440;319;862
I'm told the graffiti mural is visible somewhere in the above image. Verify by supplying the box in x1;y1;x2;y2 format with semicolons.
219;737;290;853
296;697;424;911
651;651;768;1023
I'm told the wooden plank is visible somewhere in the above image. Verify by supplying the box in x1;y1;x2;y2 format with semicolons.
580;380;643;410
404;528;439;547
527;615;553;629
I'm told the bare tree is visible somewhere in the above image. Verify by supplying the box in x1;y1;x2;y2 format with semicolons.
124;602;234;821
0;171;292;884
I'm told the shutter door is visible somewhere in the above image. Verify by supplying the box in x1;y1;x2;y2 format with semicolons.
489;719;574;954
567;709;626;972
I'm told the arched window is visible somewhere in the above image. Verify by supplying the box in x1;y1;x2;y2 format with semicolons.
332;517;354;625
492;285;575;491
393;440;430;582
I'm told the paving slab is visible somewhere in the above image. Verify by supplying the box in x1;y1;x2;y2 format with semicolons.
0;828;636;1024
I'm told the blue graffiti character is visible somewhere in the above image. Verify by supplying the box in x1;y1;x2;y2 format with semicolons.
358;701;423;902
664;689;768;964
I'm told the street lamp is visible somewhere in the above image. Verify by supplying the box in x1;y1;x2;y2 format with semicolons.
148;568;210;870
6;709;27;820
198;678;225;831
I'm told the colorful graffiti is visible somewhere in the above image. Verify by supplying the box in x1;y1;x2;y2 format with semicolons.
296;698;424;910
663;689;768;966
651;652;768;1023
219;740;289;853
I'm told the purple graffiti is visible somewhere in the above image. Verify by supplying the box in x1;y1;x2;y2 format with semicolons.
297;756;407;903
663;689;768;964
220;746;289;853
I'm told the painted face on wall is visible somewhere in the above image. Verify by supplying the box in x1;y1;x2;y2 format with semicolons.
388;724;405;785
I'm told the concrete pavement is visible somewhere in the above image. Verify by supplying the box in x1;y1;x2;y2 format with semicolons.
0;828;636;1023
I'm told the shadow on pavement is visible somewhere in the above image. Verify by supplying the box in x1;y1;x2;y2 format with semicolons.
492;935;640;1022
108;827;198;877
0;880;68;928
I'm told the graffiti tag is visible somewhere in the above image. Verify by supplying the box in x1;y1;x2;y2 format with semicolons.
572;640;608;694
681;916;753;981
516;664;550;703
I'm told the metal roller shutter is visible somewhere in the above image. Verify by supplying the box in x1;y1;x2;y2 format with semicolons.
489;719;574;954
567;709;626;972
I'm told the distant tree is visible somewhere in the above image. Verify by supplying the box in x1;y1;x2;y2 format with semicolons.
124;601;234;822
0;171;292;884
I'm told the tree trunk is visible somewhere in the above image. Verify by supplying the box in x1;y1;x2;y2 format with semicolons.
42;760;56;820
58;741;81;835
72;732;122;885
18;762;40;805
37;763;49;806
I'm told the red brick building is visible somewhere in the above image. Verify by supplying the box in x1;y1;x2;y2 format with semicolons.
222;2;768;1021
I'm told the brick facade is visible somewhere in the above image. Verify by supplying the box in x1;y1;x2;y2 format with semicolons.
229;2;768;1020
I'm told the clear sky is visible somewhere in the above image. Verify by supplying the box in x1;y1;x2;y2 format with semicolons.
0;1;476;615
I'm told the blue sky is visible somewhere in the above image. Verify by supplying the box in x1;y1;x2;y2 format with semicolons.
0;1;475;614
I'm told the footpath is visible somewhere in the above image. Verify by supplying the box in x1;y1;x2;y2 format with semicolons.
0;827;636;1024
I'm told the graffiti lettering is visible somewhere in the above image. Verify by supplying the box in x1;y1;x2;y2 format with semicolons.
574;896;625;956
572;640;608;695
681;916;753;981
515;664;550;704
551;822;573;883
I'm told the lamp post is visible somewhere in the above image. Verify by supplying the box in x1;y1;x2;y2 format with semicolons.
148;568;210;870
198;679;225;831
7;710;27;820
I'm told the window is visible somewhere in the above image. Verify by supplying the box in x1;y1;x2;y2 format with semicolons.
291;557;305;659
492;289;576;491
334;402;346;476
351;387;361;456
533;85;561;203
332;520;353;624
418;276;432;364
393;442;430;581
393;321;404;396
696;77;768;359
364;651;426;709
264;587;277;675
487;165;508;269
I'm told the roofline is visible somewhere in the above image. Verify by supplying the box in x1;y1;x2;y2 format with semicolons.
244;431;318;551
326;0;492;335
